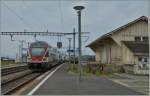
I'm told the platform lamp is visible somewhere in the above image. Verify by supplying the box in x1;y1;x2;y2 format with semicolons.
73;5;85;82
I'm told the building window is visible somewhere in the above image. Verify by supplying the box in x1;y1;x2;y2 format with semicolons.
144;58;147;62
138;57;142;61
135;36;141;41
135;36;149;42
142;36;148;42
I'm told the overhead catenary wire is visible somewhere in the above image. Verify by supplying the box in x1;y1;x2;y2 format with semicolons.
21;0;53;42
58;0;65;50
2;2;41;42
21;0;47;30
58;0;64;33
2;2;33;30
24;1;64;33
21;0;66;42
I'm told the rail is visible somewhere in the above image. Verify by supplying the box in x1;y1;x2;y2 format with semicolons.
1;72;41;95
1;63;62;95
1;65;28;76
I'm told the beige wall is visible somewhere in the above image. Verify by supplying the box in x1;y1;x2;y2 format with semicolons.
111;20;148;45
91;20;148;65
110;41;122;64
122;44;135;64
94;41;108;63
94;39;122;64
95;47;101;61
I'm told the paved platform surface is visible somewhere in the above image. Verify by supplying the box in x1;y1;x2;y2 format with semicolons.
109;73;149;94
32;64;143;95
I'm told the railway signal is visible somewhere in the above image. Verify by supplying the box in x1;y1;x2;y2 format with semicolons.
67;49;74;52
57;42;62;48
57;35;62;48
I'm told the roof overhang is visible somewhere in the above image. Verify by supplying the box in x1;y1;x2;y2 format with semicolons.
86;16;148;48
134;53;149;56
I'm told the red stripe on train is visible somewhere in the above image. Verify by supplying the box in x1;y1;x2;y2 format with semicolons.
31;56;43;61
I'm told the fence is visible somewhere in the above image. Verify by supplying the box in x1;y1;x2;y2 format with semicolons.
123;64;149;75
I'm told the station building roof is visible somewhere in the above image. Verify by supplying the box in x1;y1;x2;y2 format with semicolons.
86;16;148;47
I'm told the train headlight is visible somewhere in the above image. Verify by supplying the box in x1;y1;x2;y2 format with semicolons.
43;58;46;61
27;57;31;62
43;57;48;61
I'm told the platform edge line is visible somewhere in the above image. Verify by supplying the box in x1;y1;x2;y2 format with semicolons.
27;64;63;95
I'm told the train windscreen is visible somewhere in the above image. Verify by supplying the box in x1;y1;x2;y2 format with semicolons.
31;48;45;56
31;42;46;48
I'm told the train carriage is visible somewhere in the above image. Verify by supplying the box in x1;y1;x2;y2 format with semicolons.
27;41;60;70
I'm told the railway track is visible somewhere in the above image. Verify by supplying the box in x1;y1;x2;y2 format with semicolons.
1;65;28;76
1;72;41;95
1;63;62;95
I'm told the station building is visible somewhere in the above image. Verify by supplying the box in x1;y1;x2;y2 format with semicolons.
87;16;148;68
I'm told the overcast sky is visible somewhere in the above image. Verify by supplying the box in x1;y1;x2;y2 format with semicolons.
0;0;148;58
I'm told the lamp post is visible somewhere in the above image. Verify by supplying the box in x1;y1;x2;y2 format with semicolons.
73;5;85;81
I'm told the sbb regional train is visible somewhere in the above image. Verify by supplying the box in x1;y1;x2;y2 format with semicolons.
27;41;65;70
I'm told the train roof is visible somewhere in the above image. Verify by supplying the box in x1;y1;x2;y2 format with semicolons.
30;41;52;48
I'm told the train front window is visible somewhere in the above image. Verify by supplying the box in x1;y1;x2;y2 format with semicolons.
31;48;45;56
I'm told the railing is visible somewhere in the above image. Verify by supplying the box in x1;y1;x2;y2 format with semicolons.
133;64;149;75
123;64;149;75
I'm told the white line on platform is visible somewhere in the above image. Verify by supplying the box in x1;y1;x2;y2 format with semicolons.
112;79;130;87
27;64;63;95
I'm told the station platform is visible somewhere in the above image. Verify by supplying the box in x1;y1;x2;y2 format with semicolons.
30;63;143;95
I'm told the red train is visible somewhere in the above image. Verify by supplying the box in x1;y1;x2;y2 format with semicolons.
27;41;65;70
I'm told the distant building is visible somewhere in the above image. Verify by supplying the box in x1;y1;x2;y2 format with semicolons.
1;57;15;61
15;53;20;63
87;16;148;69
22;54;27;63
81;55;95;61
